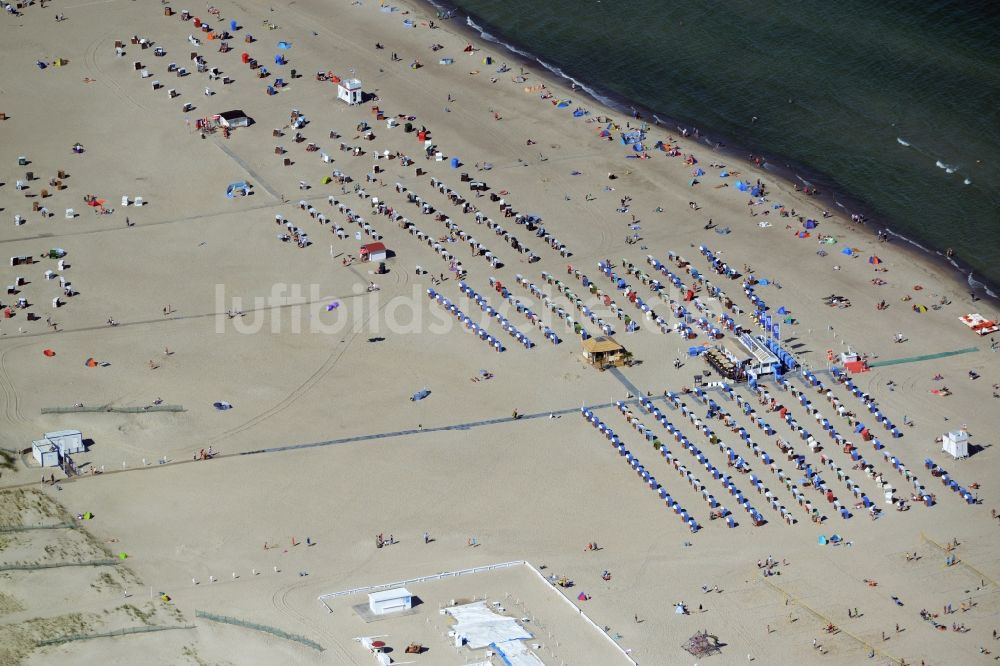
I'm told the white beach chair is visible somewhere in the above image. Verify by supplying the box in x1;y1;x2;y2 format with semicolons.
122;196;129;207
65;208;75;219
134;197;143;207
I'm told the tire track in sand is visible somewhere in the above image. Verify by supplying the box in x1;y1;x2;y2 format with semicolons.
83;33;150;112
269;578;354;662
207;295;390;445
0;340;35;427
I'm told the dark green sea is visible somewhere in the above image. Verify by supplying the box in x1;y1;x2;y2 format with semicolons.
429;0;1000;296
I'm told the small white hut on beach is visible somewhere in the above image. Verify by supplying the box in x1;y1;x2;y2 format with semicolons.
942;430;969;459
337;78;362;105
368;588;412;615
31;429;85;467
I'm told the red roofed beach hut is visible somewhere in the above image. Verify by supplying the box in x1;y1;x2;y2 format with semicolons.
359;242;387;262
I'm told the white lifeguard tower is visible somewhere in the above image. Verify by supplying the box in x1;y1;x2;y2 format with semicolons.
337;78;362;105
942;430;969;460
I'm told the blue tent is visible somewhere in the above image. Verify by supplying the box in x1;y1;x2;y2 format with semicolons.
276;41;292;49
841;247;854;256
226;181;251;198
410;389;430;401
777;306;788;314
804;219;817;229
735;180;749;192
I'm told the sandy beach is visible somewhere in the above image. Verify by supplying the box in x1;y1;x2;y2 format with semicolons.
1;0;999;664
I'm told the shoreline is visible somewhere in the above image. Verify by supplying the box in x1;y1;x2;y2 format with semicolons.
415;0;999;303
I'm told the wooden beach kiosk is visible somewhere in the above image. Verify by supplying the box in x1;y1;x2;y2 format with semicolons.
581;336;627;370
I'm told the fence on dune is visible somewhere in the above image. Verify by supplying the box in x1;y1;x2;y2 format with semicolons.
35;623;195;647
195;610;324;652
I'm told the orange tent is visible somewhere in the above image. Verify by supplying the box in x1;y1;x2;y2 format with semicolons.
85;358;98;368
43;349;56;357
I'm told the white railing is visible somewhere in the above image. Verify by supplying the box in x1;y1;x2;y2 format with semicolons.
521;561;638;665
317;560;526;609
